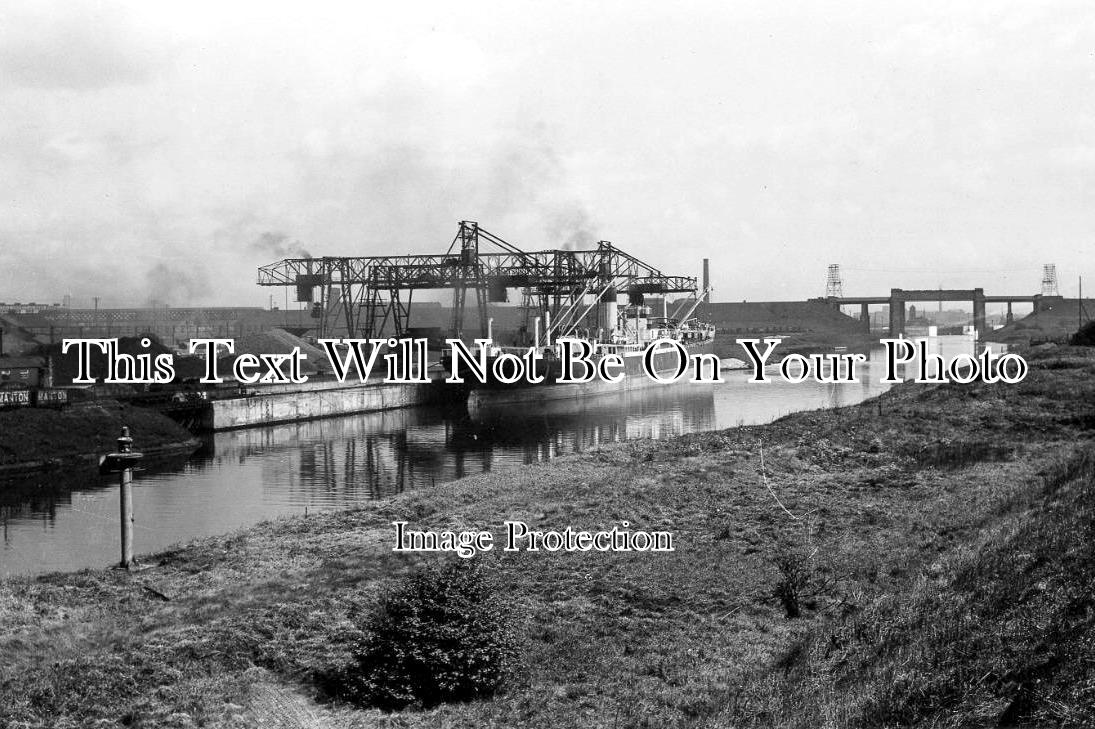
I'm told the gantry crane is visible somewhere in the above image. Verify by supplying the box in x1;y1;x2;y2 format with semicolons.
256;221;698;341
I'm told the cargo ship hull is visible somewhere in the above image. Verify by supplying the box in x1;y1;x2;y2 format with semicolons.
452;339;717;411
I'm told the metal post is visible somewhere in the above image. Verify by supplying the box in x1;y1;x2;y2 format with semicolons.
101;426;143;570
116;427;135;568
119;462;134;568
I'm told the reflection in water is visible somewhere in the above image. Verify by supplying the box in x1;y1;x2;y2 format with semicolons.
2;348;904;577
199;384;717;501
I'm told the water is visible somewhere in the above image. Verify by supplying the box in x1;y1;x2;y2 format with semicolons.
1;345;933;577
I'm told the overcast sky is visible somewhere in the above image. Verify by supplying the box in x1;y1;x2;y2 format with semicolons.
1;0;1092;308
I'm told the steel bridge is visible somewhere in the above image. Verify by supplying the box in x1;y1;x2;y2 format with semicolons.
256;221;698;340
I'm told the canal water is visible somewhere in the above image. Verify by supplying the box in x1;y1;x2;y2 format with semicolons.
1;344;947;577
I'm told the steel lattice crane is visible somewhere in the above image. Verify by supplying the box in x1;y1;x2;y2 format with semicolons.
256;221;699;340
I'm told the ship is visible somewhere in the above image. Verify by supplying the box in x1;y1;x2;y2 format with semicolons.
253;221;717;413
443;292;716;411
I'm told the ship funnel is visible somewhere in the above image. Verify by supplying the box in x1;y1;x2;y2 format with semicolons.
598;286;618;337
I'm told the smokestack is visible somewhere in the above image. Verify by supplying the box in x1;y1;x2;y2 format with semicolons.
702;258;710;303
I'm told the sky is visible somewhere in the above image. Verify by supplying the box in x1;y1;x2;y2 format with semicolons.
1;0;1093;308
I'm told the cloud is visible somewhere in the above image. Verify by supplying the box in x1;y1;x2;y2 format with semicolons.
0;2;163;90
469;129;602;250
2;2;1094;306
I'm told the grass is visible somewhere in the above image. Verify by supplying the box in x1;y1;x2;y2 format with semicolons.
719;448;1095;728
0;348;1093;727
0;401;197;467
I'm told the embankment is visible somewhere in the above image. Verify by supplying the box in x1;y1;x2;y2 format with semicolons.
990;297;1095;345
0;402;200;474
698;300;875;356
0;349;1092;727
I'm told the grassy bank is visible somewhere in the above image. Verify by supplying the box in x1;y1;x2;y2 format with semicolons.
0;401;198;470
1;349;1093;727
720;446;1095;727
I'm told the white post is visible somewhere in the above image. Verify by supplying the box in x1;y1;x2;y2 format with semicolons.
114;426;141;569
119;467;133;568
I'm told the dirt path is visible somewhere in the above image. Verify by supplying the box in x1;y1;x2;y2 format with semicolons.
247;676;331;729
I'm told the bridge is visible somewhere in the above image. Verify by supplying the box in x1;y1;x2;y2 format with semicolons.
812;289;1062;338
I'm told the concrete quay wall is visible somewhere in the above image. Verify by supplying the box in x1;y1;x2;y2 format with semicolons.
206;380;439;430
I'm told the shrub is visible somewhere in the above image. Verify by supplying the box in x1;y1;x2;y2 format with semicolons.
329;560;520;711
769;530;822;619
772;544;812;618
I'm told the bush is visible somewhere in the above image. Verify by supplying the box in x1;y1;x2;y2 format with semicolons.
329;560;520;711
769;529;823;619
772;544;813;619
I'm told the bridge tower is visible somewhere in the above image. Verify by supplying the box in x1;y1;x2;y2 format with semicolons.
825;264;843;299
1041;264;1059;297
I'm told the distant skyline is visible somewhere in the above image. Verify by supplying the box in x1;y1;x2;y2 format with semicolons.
2;1;1093;307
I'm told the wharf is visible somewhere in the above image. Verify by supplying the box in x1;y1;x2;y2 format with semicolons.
176;377;456;431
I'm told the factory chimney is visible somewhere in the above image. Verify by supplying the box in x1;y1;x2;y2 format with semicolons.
702;258;710;303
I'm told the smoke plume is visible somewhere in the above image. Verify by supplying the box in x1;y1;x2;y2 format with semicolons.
144;262;211;306
251;231;312;259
